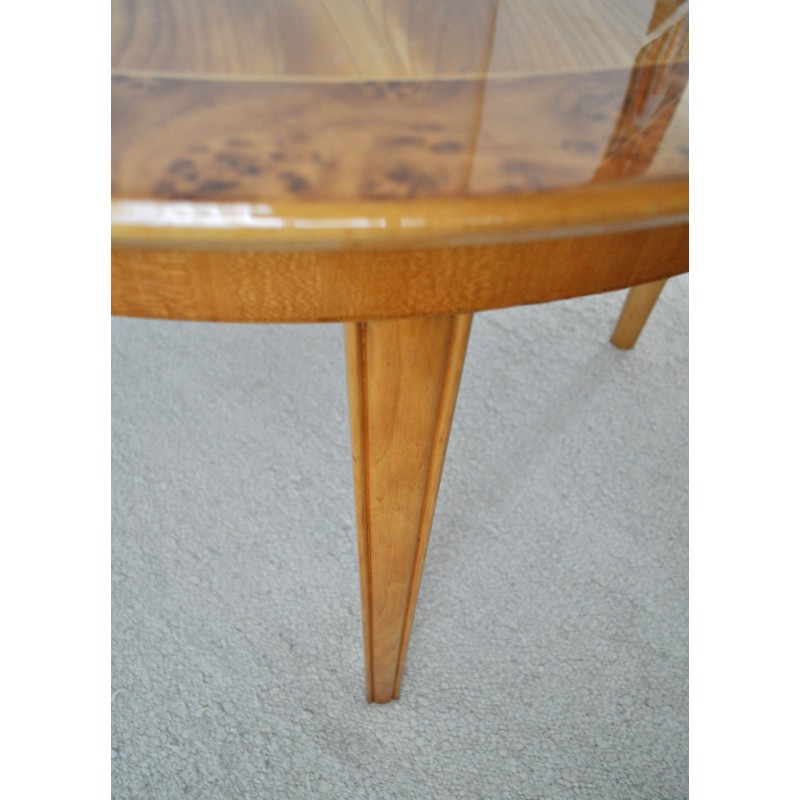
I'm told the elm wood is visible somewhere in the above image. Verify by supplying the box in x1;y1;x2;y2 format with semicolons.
611;278;668;349
345;315;472;702
111;222;687;324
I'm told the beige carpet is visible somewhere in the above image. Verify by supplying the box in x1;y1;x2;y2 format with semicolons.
112;276;688;799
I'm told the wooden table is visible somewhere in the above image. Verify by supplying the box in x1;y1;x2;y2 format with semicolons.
112;0;689;703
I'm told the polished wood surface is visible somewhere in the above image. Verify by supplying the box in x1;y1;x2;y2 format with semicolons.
112;222;686;323
345;315;472;702
111;0;688;704
111;178;687;251
112;0;678;79
111;0;688;246
111;67;687;204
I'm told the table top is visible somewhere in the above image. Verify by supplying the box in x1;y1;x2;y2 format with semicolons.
111;0;688;250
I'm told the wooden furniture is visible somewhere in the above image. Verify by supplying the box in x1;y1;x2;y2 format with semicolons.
112;0;689;703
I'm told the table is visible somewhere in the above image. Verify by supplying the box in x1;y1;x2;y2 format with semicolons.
111;0;689;703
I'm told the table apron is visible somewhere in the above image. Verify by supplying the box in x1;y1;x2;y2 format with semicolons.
111;223;688;323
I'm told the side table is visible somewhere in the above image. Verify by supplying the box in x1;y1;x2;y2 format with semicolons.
112;0;689;702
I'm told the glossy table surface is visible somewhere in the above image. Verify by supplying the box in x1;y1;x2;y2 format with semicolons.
111;0;688;250
111;0;689;704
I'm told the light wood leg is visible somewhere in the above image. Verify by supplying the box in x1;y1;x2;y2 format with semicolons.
611;279;668;349
344;315;472;702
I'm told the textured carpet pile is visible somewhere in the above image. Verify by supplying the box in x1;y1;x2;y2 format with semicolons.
112;277;688;799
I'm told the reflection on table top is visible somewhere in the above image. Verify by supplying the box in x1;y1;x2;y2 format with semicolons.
111;0;688;248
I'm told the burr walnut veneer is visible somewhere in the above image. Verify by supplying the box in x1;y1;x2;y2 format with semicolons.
112;0;689;702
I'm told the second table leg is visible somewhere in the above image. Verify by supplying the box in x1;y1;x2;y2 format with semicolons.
611;279;668;349
344;314;472;702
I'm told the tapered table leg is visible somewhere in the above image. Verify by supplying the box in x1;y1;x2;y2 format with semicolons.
344;314;472;702
611;279;668;349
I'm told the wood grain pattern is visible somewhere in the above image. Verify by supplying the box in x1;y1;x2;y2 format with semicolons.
110;0;689;704
112;0;501;80
111;66;687;208
345;315;472;701
112;0;674;80
111;223;687;323
611;278;668;349
111;0;688;228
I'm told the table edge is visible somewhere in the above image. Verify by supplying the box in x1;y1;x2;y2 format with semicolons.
111;177;688;252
